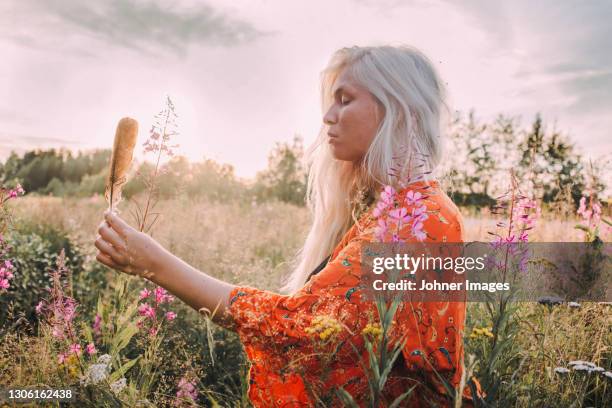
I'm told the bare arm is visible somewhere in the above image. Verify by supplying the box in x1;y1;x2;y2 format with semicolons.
95;210;236;327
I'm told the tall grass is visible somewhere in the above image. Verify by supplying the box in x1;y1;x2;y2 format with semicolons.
1;194;610;406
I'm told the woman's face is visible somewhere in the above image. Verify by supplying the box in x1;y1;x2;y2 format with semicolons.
323;69;383;162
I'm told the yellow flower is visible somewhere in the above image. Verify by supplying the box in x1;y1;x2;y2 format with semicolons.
362;323;383;342
62;354;80;378
470;326;494;339
306;315;342;341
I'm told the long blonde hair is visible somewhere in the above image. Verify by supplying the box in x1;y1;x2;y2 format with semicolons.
280;45;450;294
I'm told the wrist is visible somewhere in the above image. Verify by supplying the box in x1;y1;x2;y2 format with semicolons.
140;238;172;282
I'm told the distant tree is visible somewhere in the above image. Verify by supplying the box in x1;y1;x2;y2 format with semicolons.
516;114;587;204
186;158;243;202
542;130;585;205
253;135;307;206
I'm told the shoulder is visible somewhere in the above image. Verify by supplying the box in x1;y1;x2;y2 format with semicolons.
421;187;464;242
360;181;464;243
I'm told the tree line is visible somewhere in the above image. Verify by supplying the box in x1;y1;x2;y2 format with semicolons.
1;112;608;210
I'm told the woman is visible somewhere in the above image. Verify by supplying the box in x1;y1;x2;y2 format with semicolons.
95;45;481;407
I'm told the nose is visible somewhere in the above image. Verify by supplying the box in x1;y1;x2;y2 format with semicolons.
323;106;337;126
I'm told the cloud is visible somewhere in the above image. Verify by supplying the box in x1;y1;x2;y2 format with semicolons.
1;0;268;56
0;133;83;146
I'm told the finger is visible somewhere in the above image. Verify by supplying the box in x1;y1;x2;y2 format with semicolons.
96;252;124;271
104;210;132;237
94;236;128;265
97;222;127;251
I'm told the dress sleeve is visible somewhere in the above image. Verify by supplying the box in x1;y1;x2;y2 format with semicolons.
224;231;366;350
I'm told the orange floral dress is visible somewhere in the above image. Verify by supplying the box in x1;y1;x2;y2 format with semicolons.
224;180;481;407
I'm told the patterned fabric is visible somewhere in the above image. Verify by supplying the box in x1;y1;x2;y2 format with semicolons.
224;180;482;407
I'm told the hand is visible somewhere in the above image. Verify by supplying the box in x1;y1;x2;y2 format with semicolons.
95;210;166;279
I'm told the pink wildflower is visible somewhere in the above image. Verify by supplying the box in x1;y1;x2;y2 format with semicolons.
380;185;396;205
0;267;13;279
92;314;102;336
86;343;97;355
411;205;428;223
405;190;423;206
165;311;177;321
69;343;82;356
389;207;411;225
0;278;8;290
175;376;198;405
372;201;389;218
52;325;64;339
155;287;173;304
374;218;389;242
411;221;427;241
139;288;151;300
138;303;156;319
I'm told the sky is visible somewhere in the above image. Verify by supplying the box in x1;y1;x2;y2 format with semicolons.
1;0;611;179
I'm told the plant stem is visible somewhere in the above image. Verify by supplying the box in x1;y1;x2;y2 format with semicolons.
139;112;169;233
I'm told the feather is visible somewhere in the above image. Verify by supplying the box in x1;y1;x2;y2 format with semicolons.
105;117;139;212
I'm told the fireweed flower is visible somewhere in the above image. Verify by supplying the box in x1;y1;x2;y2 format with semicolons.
388;207;411;226
174;376;198;406
0;241;16;294
92;314;102;337
138;303;156;319
381;185;396;205
69;343;82;356
41;282;78;341
86;343;97;355
155;286;174;304
139;288;151;300
35;301;44;314
576;194;610;239
1;183;25;204
374;218;389;242
137;285;177;337
136;96;180;233
372;183;429;243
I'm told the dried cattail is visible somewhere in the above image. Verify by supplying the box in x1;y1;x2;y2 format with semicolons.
105;117;139;212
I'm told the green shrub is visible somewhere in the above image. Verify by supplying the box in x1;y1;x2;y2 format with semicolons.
0;224;107;329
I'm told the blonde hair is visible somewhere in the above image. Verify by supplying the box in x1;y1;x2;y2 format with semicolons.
280;45;450;294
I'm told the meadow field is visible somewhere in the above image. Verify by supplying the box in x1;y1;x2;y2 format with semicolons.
0;193;610;407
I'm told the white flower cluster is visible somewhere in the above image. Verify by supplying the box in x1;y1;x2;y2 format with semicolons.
80;354;112;386
554;360;611;379
110;377;127;395
79;354;128;395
